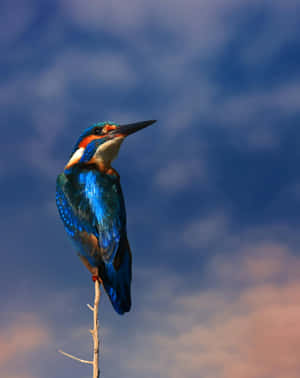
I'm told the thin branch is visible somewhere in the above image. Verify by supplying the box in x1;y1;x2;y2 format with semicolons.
59;279;101;377
87;303;94;311
58;349;93;365
93;279;101;378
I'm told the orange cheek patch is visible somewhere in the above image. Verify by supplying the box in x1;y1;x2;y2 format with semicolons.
79;135;104;148
102;124;117;133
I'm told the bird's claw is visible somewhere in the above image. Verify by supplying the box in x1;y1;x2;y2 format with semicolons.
92;275;103;284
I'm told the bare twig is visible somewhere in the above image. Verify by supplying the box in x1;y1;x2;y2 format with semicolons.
87;303;94;312
59;279;101;378
58;349;92;364
92;279;100;378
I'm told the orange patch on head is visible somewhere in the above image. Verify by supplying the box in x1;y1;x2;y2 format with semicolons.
102;124;117;133
78;135;104;148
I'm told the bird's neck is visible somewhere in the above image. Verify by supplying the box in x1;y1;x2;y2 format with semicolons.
90;138;123;177
91;159;120;178
64;159;120;179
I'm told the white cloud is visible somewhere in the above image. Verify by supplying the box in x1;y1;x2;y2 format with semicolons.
3;214;300;378
217;81;300;124
183;212;230;249
201;80;300;149
0;46;140;178
61;0;152;34
60;0;254;56
0;313;51;378
109;242;300;378
36;49;138;99
2;0;300;185
155;158;206;192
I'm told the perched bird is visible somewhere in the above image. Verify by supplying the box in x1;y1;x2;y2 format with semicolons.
56;120;156;314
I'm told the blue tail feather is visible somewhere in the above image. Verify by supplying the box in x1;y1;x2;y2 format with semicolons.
101;237;132;315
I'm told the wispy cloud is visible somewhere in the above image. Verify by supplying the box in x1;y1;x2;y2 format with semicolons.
2;0;299;186
241;1;300;66
60;0;252;55
1;1;300;376
155;159;206;192
0;0;36;46
111;242;300;378
0;313;51;378
182;212;230;249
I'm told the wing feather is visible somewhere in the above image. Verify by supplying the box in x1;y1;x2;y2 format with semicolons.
56;166;131;314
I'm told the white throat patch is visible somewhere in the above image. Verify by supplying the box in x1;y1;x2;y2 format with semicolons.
94;136;124;165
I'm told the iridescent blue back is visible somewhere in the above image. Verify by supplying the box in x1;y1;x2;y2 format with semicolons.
56;164;132;314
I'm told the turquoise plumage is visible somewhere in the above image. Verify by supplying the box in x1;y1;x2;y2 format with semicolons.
56;120;156;314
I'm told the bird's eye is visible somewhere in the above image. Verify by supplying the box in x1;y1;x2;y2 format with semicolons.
94;127;102;135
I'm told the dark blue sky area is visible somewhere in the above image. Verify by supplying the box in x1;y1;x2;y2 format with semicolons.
1;1;300;377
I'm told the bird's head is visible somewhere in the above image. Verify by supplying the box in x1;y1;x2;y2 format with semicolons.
65;120;156;170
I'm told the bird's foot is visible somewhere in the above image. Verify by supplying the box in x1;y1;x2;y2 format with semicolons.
92;275;103;284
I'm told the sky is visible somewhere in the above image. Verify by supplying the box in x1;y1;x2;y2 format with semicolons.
1;0;300;377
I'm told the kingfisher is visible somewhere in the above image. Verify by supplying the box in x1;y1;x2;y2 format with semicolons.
56;120;156;314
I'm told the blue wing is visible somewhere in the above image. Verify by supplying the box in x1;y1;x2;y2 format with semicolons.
56;165;131;314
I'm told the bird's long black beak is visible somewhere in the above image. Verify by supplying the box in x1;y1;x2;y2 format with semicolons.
112;120;156;137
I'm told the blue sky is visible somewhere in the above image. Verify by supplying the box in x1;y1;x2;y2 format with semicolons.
2;1;300;377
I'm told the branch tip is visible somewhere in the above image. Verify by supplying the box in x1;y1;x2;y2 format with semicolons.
58;349;93;365
87;303;94;311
